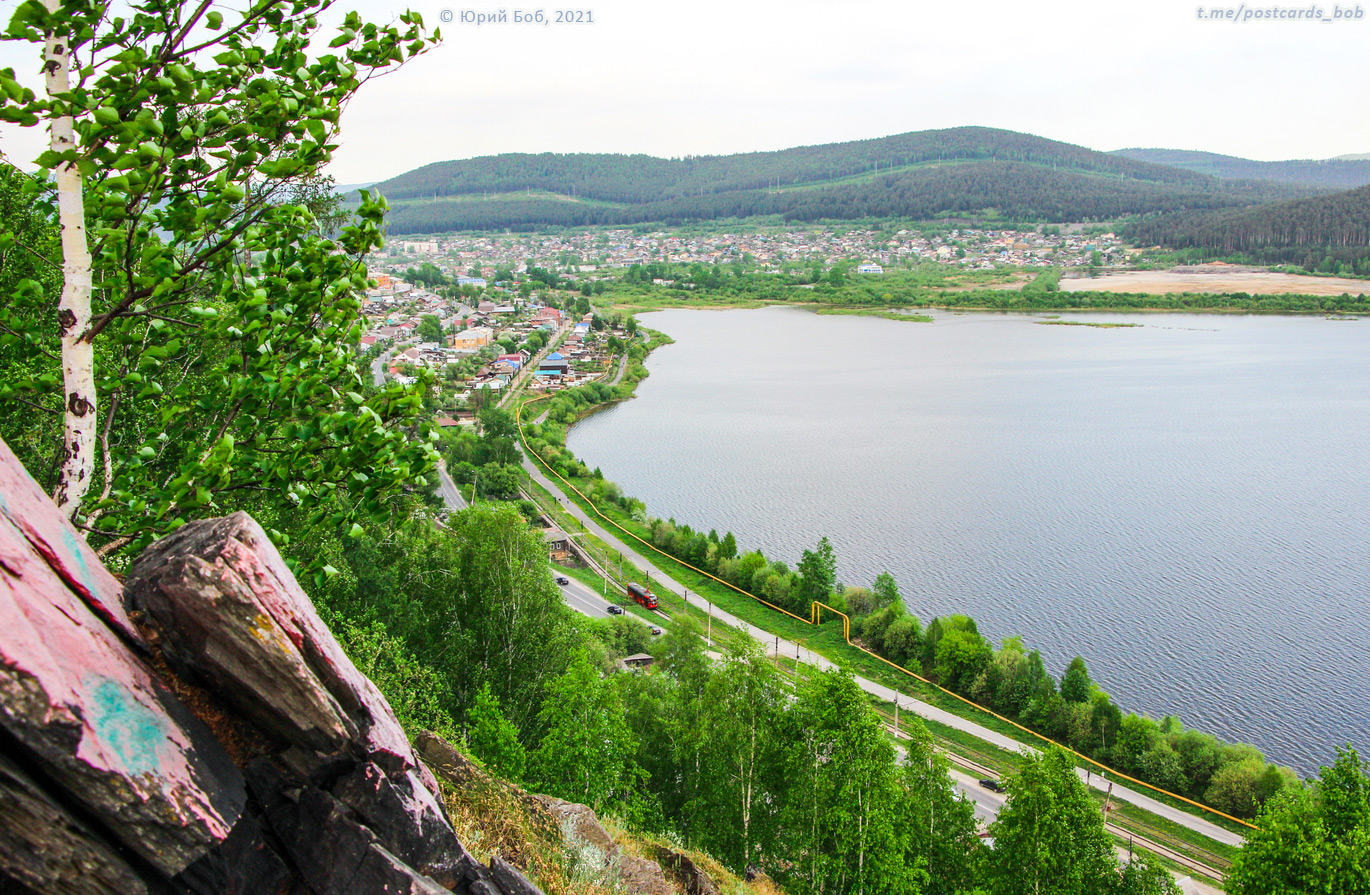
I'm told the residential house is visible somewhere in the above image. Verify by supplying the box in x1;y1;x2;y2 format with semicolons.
451;326;493;351
543;528;572;563
531;307;562;327
537;351;570;377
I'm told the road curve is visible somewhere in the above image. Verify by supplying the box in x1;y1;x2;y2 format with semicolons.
370;348;394;388
522;453;1245;849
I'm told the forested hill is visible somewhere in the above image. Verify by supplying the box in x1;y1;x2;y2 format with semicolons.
1114;148;1370;190
367;127;1319;233
376;127;1212;203
1129;183;1370;270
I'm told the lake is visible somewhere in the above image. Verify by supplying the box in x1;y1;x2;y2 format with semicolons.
566;306;1370;776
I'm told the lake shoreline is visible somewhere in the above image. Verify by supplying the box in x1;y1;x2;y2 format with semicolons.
611;296;1365;318
563;306;1370;777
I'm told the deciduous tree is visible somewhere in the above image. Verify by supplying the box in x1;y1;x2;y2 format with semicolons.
698;640;785;868
1226;748;1370;895
467;682;527;782
872;571;901;609
530;650;638;811
796;535;838;610
0;0;438;565
1060;656;1094;704
987;746;1127;895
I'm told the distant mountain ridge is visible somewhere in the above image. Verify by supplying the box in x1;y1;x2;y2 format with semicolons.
1113;148;1370;190
367;127;1318;233
377;127;1213;204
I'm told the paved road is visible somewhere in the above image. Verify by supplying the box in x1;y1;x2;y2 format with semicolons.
435;460;468;511
607;353;629;386
370;348;394;388
558;576;618;618
950;768;1008;826
522;454;1245;850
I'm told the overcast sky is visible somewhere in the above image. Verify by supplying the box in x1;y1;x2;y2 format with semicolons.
3;0;1367;184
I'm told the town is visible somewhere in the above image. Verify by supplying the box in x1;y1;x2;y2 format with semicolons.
360;269;627;421
358;223;1134;414
373;224;1130;279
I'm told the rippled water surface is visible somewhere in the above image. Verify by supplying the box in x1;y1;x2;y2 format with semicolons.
567;307;1370;775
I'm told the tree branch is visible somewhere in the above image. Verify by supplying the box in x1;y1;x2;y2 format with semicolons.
159;0;213;63
83;390;121;524
86;208;267;341
164;0;290;62
2;395;60;415
94;535;133;558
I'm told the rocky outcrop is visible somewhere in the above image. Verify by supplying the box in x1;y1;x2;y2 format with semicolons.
415;730;557;833
0;435;544;895
654;846;721;895
616;854;673;895
0;438;244;890
531;795;620;859
125;512;425;770
529;795;675;895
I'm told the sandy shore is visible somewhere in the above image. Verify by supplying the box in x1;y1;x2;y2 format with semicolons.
1062;267;1370;296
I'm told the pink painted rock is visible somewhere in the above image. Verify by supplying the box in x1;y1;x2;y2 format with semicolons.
0;465;246;878
124;511;429;787
0;436;140;643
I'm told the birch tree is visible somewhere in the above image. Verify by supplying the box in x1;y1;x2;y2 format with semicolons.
700;639;785;868
986;746;1125;895
0;1;437;566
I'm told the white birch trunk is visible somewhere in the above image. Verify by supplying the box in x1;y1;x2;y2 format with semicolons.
44;6;96;520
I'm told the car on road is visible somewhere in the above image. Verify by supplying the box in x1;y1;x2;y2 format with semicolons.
978;778;1005;793
555;576;570;585
607;605;624;615
650;626;662;636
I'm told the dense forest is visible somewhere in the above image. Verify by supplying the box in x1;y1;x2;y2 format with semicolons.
1129;184;1370;269
379;160;1312;234
1115;148;1370;190
373;127;1217;204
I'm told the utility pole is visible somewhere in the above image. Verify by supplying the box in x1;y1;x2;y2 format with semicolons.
707;599;713;646
894;699;899;737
